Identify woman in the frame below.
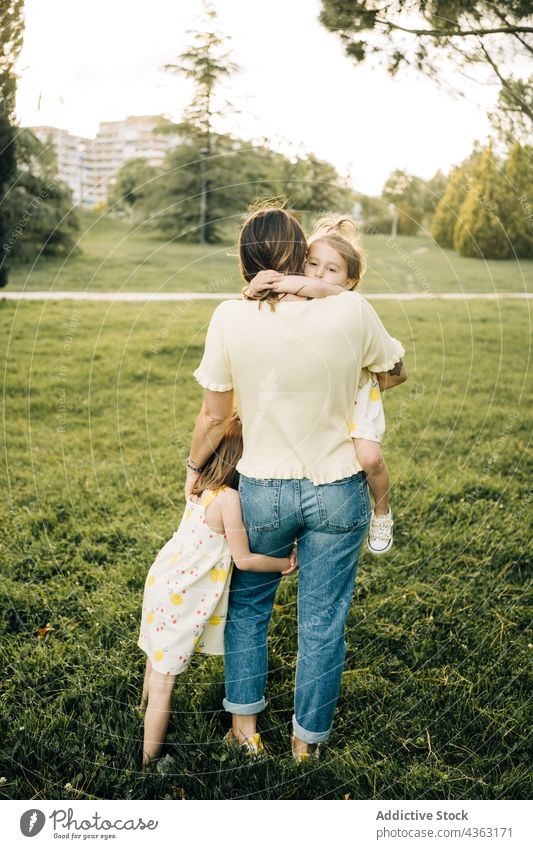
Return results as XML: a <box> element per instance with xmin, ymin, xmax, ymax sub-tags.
<box><xmin>186</xmin><ymin>205</ymin><xmax>406</xmax><ymax>760</ymax></box>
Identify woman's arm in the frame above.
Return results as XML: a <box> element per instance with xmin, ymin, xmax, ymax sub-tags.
<box><xmin>376</xmin><ymin>359</ymin><xmax>408</xmax><ymax>392</ymax></box>
<box><xmin>186</xmin><ymin>389</ymin><xmax>234</xmax><ymax>496</ymax></box>
<box><xmin>219</xmin><ymin>489</ymin><xmax>297</xmax><ymax>574</ymax></box>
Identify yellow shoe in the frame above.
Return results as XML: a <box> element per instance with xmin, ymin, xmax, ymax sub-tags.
<box><xmin>224</xmin><ymin>729</ymin><xmax>266</xmax><ymax>759</ymax></box>
<box><xmin>291</xmin><ymin>736</ymin><xmax>321</xmax><ymax>764</ymax></box>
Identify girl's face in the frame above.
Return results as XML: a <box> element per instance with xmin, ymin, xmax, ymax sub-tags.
<box><xmin>304</xmin><ymin>240</ymin><xmax>350</xmax><ymax>287</ymax></box>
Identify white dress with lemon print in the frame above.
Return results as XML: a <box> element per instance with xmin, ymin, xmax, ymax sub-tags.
<box><xmin>348</xmin><ymin>368</ymin><xmax>386</xmax><ymax>443</ymax></box>
<box><xmin>138</xmin><ymin>488</ymin><xmax>233</xmax><ymax>676</ymax></box>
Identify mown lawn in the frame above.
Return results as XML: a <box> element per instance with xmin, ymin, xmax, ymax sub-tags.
<box><xmin>5</xmin><ymin>210</ymin><xmax>532</xmax><ymax>294</ymax></box>
<box><xmin>0</xmin><ymin>294</ymin><xmax>531</xmax><ymax>800</ymax></box>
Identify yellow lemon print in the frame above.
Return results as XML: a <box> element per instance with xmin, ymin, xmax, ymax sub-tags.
<box><xmin>170</xmin><ymin>593</ymin><xmax>183</xmax><ymax>606</ymax></box>
<box><xmin>209</xmin><ymin>615</ymin><xmax>222</xmax><ymax>626</ymax></box>
<box><xmin>147</xmin><ymin>612</ymin><xmax>154</xmax><ymax>624</ymax></box>
<box><xmin>210</xmin><ymin>569</ymin><xmax>221</xmax><ymax>582</ymax></box>
<box><xmin>147</xmin><ymin>575</ymin><xmax>156</xmax><ymax>587</ymax></box>
<box><xmin>349</xmin><ymin>421</ymin><xmax>356</xmax><ymax>431</ymax></box>
<box><xmin>154</xmin><ymin>649</ymin><xmax>164</xmax><ymax>662</ymax></box>
<box><xmin>185</xmin><ymin>509</ymin><xmax>192</xmax><ymax>520</ymax></box>
<box><xmin>370</xmin><ymin>386</ymin><xmax>380</xmax><ymax>401</ymax></box>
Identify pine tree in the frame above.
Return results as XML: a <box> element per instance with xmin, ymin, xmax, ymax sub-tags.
<box><xmin>431</xmin><ymin>166</ymin><xmax>469</xmax><ymax>248</ymax></box>
<box><xmin>162</xmin><ymin>1</ymin><xmax>240</xmax><ymax>243</ymax></box>
<box><xmin>502</xmin><ymin>142</ymin><xmax>533</xmax><ymax>258</ymax></box>
<box><xmin>453</xmin><ymin>147</ymin><xmax>511</xmax><ymax>259</ymax></box>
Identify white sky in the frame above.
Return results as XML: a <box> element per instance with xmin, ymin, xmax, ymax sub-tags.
<box><xmin>15</xmin><ymin>0</ymin><xmax>497</xmax><ymax>195</ymax></box>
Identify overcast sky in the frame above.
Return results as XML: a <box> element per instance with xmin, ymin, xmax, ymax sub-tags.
<box><xmin>15</xmin><ymin>0</ymin><xmax>497</xmax><ymax>195</ymax></box>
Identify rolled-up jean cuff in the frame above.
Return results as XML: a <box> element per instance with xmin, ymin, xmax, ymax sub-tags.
<box><xmin>292</xmin><ymin>714</ymin><xmax>332</xmax><ymax>744</ymax></box>
<box><xmin>223</xmin><ymin>697</ymin><xmax>267</xmax><ymax>715</ymax></box>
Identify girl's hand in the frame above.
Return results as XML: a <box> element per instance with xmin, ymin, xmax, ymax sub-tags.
<box><xmin>281</xmin><ymin>544</ymin><xmax>298</xmax><ymax>576</ymax></box>
<box><xmin>276</xmin><ymin>274</ymin><xmax>306</xmax><ymax>295</ymax></box>
<box><xmin>245</xmin><ymin>269</ymin><xmax>285</xmax><ymax>299</ymax></box>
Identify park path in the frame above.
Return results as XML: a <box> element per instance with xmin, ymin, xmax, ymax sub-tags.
<box><xmin>0</xmin><ymin>291</ymin><xmax>531</xmax><ymax>301</ymax></box>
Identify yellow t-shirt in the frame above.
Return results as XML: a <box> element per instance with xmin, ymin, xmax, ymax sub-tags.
<box><xmin>193</xmin><ymin>291</ymin><xmax>404</xmax><ymax>485</ymax></box>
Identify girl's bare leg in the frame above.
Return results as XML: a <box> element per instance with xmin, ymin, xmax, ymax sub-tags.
<box><xmin>138</xmin><ymin>656</ymin><xmax>151</xmax><ymax>715</ymax></box>
<box><xmin>142</xmin><ymin>667</ymin><xmax>177</xmax><ymax>767</ymax></box>
<box><xmin>354</xmin><ymin>438</ymin><xmax>390</xmax><ymax>515</ymax></box>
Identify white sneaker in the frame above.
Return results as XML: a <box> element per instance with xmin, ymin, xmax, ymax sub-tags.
<box><xmin>367</xmin><ymin>510</ymin><xmax>394</xmax><ymax>555</ymax></box>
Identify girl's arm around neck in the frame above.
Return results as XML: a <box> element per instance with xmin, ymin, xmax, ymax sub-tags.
<box><xmin>279</xmin><ymin>274</ymin><xmax>345</xmax><ymax>299</ymax></box>
<box><xmin>218</xmin><ymin>489</ymin><xmax>295</xmax><ymax>574</ymax></box>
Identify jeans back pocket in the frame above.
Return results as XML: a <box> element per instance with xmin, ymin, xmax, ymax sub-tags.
<box><xmin>238</xmin><ymin>476</ymin><xmax>281</xmax><ymax>531</ymax></box>
<box><xmin>316</xmin><ymin>473</ymin><xmax>370</xmax><ymax>531</ymax></box>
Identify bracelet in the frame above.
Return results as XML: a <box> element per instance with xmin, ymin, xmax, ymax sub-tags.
<box><xmin>186</xmin><ymin>457</ymin><xmax>203</xmax><ymax>473</ymax></box>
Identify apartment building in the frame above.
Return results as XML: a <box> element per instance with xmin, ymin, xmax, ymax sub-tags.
<box><xmin>30</xmin><ymin>115</ymin><xmax>178</xmax><ymax>208</ymax></box>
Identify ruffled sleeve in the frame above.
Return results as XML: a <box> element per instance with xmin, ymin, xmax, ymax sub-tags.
<box><xmin>193</xmin><ymin>303</ymin><xmax>233</xmax><ymax>391</ymax></box>
<box><xmin>359</xmin><ymin>297</ymin><xmax>405</xmax><ymax>374</ymax></box>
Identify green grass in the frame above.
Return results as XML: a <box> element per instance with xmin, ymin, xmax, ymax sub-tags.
<box><xmin>0</xmin><ymin>295</ymin><xmax>531</xmax><ymax>800</ymax></box>
<box><xmin>5</xmin><ymin>210</ymin><xmax>532</xmax><ymax>294</ymax></box>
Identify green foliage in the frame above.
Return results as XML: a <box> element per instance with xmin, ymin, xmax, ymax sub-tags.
<box><xmin>431</xmin><ymin>167</ymin><xmax>469</xmax><ymax>249</ymax></box>
<box><xmin>319</xmin><ymin>1</ymin><xmax>533</xmax><ymax>134</ymax></box>
<box><xmin>107</xmin><ymin>157</ymin><xmax>159</xmax><ymax>216</ymax></box>
<box><xmin>489</xmin><ymin>76</ymin><xmax>533</xmax><ymax>147</ymax></box>
<box><xmin>161</xmin><ymin>0</ymin><xmax>240</xmax><ymax>242</ymax></box>
<box><xmin>365</xmin><ymin>169</ymin><xmax>450</xmax><ymax>237</ymax></box>
<box><xmin>127</xmin><ymin>135</ymin><xmax>353</xmax><ymax>243</ymax></box>
<box><xmin>0</xmin><ymin>0</ymin><xmax>25</xmax><ymax>286</ymax></box>
<box><xmin>0</xmin><ymin>294</ymin><xmax>531</xmax><ymax>799</ymax></box>
<box><xmin>453</xmin><ymin>147</ymin><xmax>511</xmax><ymax>259</ymax></box>
<box><xmin>2</xmin><ymin>128</ymin><xmax>80</xmax><ymax>263</ymax></box>
<box><xmin>502</xmin><ymin>142</ymin><xmax>533</xmax><ymax>259</ymax></box>
<box><xmin>382</xmin><ymin>170</ymin><xmax>425</xmax><ymax>235</ymax></box>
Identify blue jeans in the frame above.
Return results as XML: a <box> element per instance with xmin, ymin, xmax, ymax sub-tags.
<box><xmin>223</xmin><ymin>473</ymin><xmax>371</xmax><ymax>743</ymax></box>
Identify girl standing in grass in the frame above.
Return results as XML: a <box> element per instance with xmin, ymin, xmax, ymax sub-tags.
<box><xmin>137</xmin><ymin>413</ymin><xmax>297</xmax><ymax>768</ymax></box>
<box><xmin>246</xmin><ymin>216</ymin><xmax>406</xmax><ymax>555</ymax></box>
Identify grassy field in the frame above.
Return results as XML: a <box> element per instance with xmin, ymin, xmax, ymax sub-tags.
<box><xmin>0</xmin><ymin>291</ymin><xmax>531</xmax><ymax>800</ymax></box>
<box><xmin>5</xmin><ymin>210</ymin><xmax>533</xmax><ymax>294</ymax></box>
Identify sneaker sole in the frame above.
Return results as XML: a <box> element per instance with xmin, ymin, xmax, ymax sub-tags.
<box><xmin>367</xmin><ymin>538</ymin><xmax>393</xmax><ymax>555</ymax></box>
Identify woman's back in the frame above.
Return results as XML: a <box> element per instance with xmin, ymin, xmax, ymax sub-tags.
<box><xmin>194</xmin><ymin>291</ymin><xmax>404</xmax><ymax>485</ymax></box>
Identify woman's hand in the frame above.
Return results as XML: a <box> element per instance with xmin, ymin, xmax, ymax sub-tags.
<box><xmin>245</xmin><ymin>269</ymin><xmax>285</xmax><ymax>299</ymax></box>
<box><xmin>184</xmin><ymin>469</ymin><xmax>200</xmax><ymax>499</ymax></box>
<box><xmin>281</xmin><ymin>544</ymin><xmax>299</xmax><ymax>576</ymax></box>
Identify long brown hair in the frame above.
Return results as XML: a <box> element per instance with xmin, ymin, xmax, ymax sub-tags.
<box><xmin>308</xmin><ymin>216</ymin><xmax>366</xmax><ymax>288</ymax></box>
<box><xmin>190</xmin><ymin>413</ymin><xmax>243</xmax><ymax>498</ymax></box>
<box><xmin>239</xmin><ymin>200</ymin><xmax>307</xmax><ymax>308</ymax></box>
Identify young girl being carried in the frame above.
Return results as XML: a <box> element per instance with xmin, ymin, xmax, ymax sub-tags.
<box><xmin>245</xmin><ymin>216</ymin><xmax>406</xmax><ymax>555</ymax></box>
<box><xmin>137</xmin><ymin>413</ymin><xmax>297</xmax><ymax>769</ymax></box>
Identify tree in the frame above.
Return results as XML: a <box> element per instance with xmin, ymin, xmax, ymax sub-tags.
<box><xmin>274</xmin><ymin>151</ymin><xmax>354</xmax><ymax>215</ymax></box>
<box><xmin>108</xmin><ymin>157</ymin><xmax>159</xmax><ymax>217</ymax></box>
<box><xmin>0</xmin><ymin>0</ymin><xmax>25</xmax><ymax>286</ymax></box>
<box><xmin>162</xmin><ymin>0</ymin><xmax>240</xmax><ymax>242</ymax></box>
<box><xmin>319</xmin><ymin>1</ymin><xmax>533</xmax><ymax>132</ymax></box>
<box><xmin>453</xmin><ymin>146</ymin><xmax>511</xmax><ymax>259</ymax></box>
<box><xmin>141</xmin><ymin>134</ymin><xmax>280</xmax><ymax>241</ymax></box>
<box><xmin>139</xmin><ymin>134</ymin><xmax>353</xmax><ymax>242</ymax></box>
<box><xmin>431</xmin><ymin>166</ymin><xmax>470</xmax><ymax>248</ymax></box>
<box><xmin>489</xmin><ymin>76</ymin><xmax>533</xmax><ymax>146</ymax></box>
<box><xmin>2</xmin><ymin>128</ymin><xmax>79</xmax><ymax>263</ymax></box>
<box><xmin>501</xmin><ymin>142</ymin><xmax>533</xmax><ymax>258</ymax></box>
<box><xmin>382</xmin><ymin>169</ymin><xmax>426</xmax><ymax>235</ymax></box>
<box><xmin>421</xmin><ymin>169</ymin><xmax>449</xmax><ymax>218</ymax></box>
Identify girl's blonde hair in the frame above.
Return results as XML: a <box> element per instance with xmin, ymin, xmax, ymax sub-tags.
<box><xmin>190</xmin><ymin>413</ymin><xmax>243</xmax><ymax>497</ymax></box>
<box><xmin>308</xmin><ymin>216</ymin><xmax>366</xmax><ymax>289</ymax></box>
